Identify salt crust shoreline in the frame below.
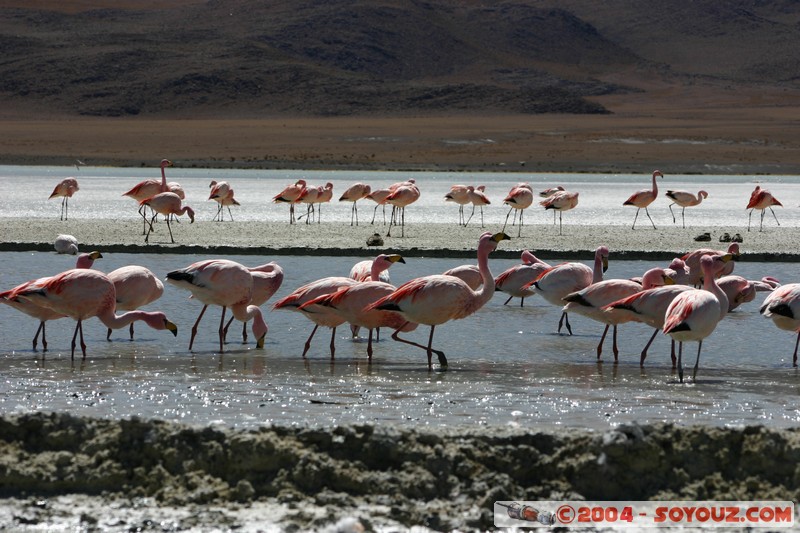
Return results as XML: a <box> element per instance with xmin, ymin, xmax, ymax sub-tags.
<box><xmin>2</xmin><ymin>218</ymin><xmax>799</xmax><ymax>261</ymax></box>
<box><xmin>0</xmin><ymin>412</ymin><xmax>798</xmax><ymax>531</ymax></box>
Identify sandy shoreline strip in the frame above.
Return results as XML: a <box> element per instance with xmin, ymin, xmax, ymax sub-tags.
<box><xmin>1</xmin><ymin>218</ymin><xmax>799</xmax><ymax>261</ymax></box>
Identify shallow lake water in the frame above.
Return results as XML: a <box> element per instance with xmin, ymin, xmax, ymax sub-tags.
<box><xmin>1</xmin><ymin>251</ymin><xmax>798</xmax><ymax>432</ymax></box>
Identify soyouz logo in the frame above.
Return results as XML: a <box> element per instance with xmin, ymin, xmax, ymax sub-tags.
<box><xmin>494</xmin><ymin>501</ymin><xmax>795</xmax><ymax>528</ymax></box>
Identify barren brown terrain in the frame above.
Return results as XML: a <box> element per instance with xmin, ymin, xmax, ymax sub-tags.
<box><xmin>1</xmin><ymin>0</ymin><xmax>799</xmax><ymax>174</ymax></box>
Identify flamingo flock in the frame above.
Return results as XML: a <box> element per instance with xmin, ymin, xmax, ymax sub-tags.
<box><xmin>1</xmin><ymin>220</ymin><xmax>797</xmax><ymax>383</ymax></box>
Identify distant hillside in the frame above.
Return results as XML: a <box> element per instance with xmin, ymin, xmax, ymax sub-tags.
<box><xmin>0</xmin><ymin>0</ymin><xmax>798</xmax><ymax>118</ymax></box>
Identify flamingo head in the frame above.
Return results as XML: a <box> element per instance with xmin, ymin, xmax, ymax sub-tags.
<box><xmin>596</xmin><ymin>245</ymin><xmax>610</xmax><ymax>273</ymax></box>
<box><xmin>185</xmin><ymin>206</ymin><xmax>195</xmax><ymax>223</ymax></box>
<box><xmin>726</xmin><ymin>243</ymin><xmax>740</xmax><ymax>257</ymax></box>
<box><xmin>699</xmin><ymin>190</ymin><xmax>709</xmax><ymax>199</ymax></box>
<box><xmin>75</xmin><ymin>250</ymin><xmax>103</xmax><ymax>269</ymax></box>
<box><xmin>161</xmin><ymin>159</ymin><xmax>173</xmax><ymax>169</ymax></box>
<box><xmin>641</xmin><ymin>267</ymin><xmax>676</xmax><ymax>289</ymax></box>
<box><xmin>653</xmin><ymin>170</ymin><xmax>663</xmax><ymax>179</ymax></box>
<box><xmin>486</xmin><ymin>232</ymin><xmax>511</xmax><ymax>248</ymax></box>
<box><xmin>209</xmin><ymin>180</ymin><xmax>217</xmax><ymax>188</ymax></box>
<box><xmin>163</xmin><ymin>317</ymin><xmax>178</xmax><ymax>337</ymax></box>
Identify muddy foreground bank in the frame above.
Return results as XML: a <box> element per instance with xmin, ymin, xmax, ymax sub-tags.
<box><xmin>0</xmin><ymin>412</ymin><xmax>797</xmax><ymax>531</ymax></box>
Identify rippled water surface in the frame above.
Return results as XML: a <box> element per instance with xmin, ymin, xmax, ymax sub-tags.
<box><xmin>1</xmin><ymin>251</ymin><xmax>798</xmax><ymax>431</ymax></box>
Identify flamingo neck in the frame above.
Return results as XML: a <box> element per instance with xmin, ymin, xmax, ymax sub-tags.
<box><xmin>592</xmin><ymin>255</ymin><xmax>604</xmax><ymax>283</ymax></box>
<box><xmin>231</xmin><ymin>304</ymin><xmax>268</xmax><ymax>341</ymax></box>
<box><xmin>98</xmin><ymin>309</ymin><xmax>163</xmax><ymax>330</ymax></box>
<box><xmin>651</xmin><ymin>172</ymin><xmax>659</xmax><ymax>196</ymax></box>
<box><xmin>370</xmin><ymin>260</ymin><xmax>389</xmax><ymax>281</ymax></box>
<box><xmin>473</xmin><ymin>242</ymin><xmax>496</xmax><ymax>308</ymax></box>
<box><xmin>160</xmin><ymin>165</ymin><xmax>168</xmax><ymax>192</ymax></box>
<box><xmin>702</xmin><ymin>267</ymin><xmax>729</xmax><ymax>318</ymax></box>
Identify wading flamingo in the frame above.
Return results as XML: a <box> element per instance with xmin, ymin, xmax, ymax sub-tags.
<box><xmin>563</xmin><ymin>268</ymin><xmax>672</xmax><ymax>361</ymax></box>
<box><xmin>681</xmin><ymin>242</ymin><xmax>739</xmax><ymax>286</ymax></box>
<box><xmin>273</xmin><ymin>179</ymin><xmax>307</xmax><ymax>224</ymax></box>
<box><xmin>141</xmin><ymin>192</ymin><xmax>195</xmax><ymax>244</ymax></box>
<box><xmin>223</xmin><ymin>262</ymin><xmax>284</xmax><ymax>343</ymax></box>
<box><xmin>274</xmin><ymin>254</ymin><xmax>404</xmax><ymax>358</ymax></box>
<box><xmin>122</xmin><ymin>159</ymin><xmax>173</xmax><ymax>234</ymax></box>
<box><xmin>501</xmin><ymin>183</ymin><xmax>533</xmax><ymax>237</ymax></box>
<box><xmin>106</xmin><ymin>265</ymin><xmax>164</xmax><ymax>341</ymax></box>
<box><xmin>524</xmin><ymin>246</ymin><xmax>609</xmax><ymax>334</ymax></box>
<box><xmin>444</xmin><ymin>185</ymin><xmax>470</xmax><ymax>226</ymax></box>
<box><xmin>367</xmin><ymin>187</ymin><xmax>391</xmax><ymax>225</ymax></box>
<box><xmin>718</xmin><ymin>275</ymin><xmax>778</xmax><ymax>312</ymax></box>
<box><xmin>663</xmin><ymin>254</ymin><xmax>731</xmax><ymax>382</ymax></box>
<box><xmin>494</xmin><ymin>250</ymin><xmax>551</xmax><ymax>306</ymax></box>
<box><xmin>747</xmin><ymin>185</ymin><xmax>783</xmax><ymax>232</ymax></box>
<box><xmin>339</xmin><ymin>183</ymin><xmax>371</xmax><ymax>226</ymax></box>
<box><xmin>368</xmin><ymin>232</ymin><xmax>510</xmax><ymax>369</ymax></box>
<box><xmin>465</xmin><ymin>186</ymin><xmax>491</xmax><ymax>228</ymax></box>
<box><xmin>760</xmin><ymin>283</ymin><xmax>800</xmax><ymax>366</ymax></box>
<box><xmin>0</xmin><ymin>251</ymin><xmax>102</xmax><ymax>351</ymax></box>
<box><xmin>540</xmin><ymin>190</ymin><xmax>579</xmax><ymax>235</ymax></box>
<box><xmin>623</xmin><ymin>170</ymin><xmax>662</xmax><ymax>229</ymax></box>
<box><xmin>10</xmin><ymin>269</ymin><xmax>177</xmax><ymax>359</ymax></box>
<box><xmin>49</xmin><ymin>178</ymin><xmax>79</xmax><ymax>221</ymax></box>
<box><xmin>166</xmin><ymin>259</ymin><xmax>269</xmax><ymax>353</ymax></box>
<box><xmin>665</xmin><ymin>189</ymin><xmax>708</xmax><ymax>228</ymax></box>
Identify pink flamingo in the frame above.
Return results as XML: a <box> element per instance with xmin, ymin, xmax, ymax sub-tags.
<box><xmin>385</xmin><ymin>180</ymin><xmax>420</xmax><ymax>237</ymax></box>
<box><xmin>718</xmin><ymin>275</ymin><xmax>779</xmax><ymax>312</ymax></box>
<box><xmin>747</xmin><ymin>185</ymin><xmax>783</xmax><ymax>231</ymax></box>
<box><xmin>273</xmin><ymin>179</ymin><xmax>307</xmax><ymax>224</ymax></box>
<box><xmin>464</xmin><ymin>185</ymin><xmax>491</xmax><ymax>228</ymax></box>
<box><xmin>623</xmin><ymin>170</ymin><xmax>663</xmax><ymax>229</ymax></box>
<box><xmin>667</xmin><ymin>257</ymin><xmax>692</xmax><ymax>286</ymax></box>
<box><xmin>11</xmin><ymin>269</ymin><xmax>177</xmax><ymax>359</ymax></box>
<box><xmin>314</xmin><ymin>182</ymin><xmax>334</xmax><ymax>223</ymax></box>
<box><xmin>366</xmin><ymin>187</ymin><xmax>392</xmax><ymax>225</ymax></box>
<box><xmin>339</xmin><ymin>183</ymin><xmax>371</xmax><ymax>226</ymax></box>
<box><xmin>444</xmin><ymin>184</ymin><xmax>471</xmax><ymax>226</ymax></box>
<box><xmin>0</xmin><ymin>251</ymin><xmax>102</xmax><ymax>351</ymax></box>
<box><xmin>501</xmin><ymin>183</ymin><xmax>534</xmax><ymax>237</ymax></box>
<box><xmin>141</xmin><ymin>192</ymin><xmax>195</xmax><ymax>243</ymax></box>
<box><xmin>122</xmin><ymin>159</ymin><xmax>173</xmax><ymax>234</ymax></box>
<box><xmin>681</xmin><ymin>242</ymin><xmax>739</xmax><ymax>286</ymax></box>
<box><xmin>209</xmin><ymin>180</ymin><xmax>239</xmax><ymax>221</ymax></box>
<box><xmin>348</xmin><ymin>255</ymin><xmax>399</xmax><ymax>338</ymax></box>
<box><xmin>223</xmin><ymin>262</ymin><xmax>284</xmax><ymax>343</ymax></box>
<box><xmin>760</xmin><ymin>283</ymin><xmax>800</xmax><ymax>366</ymax></box>
<box><xmin>539</xmin><ymin>185</ymin><xmax>565</xmax><ymax>224</ymax></box>
<box><xmin>663</xmin><ymin>254</ymin><xmax>731</xmax><ymax>382</ymax></box>
<box><xmin>300</xmin><ymin>280</ymin><xmax>417</xmax><ymax>360</ymax></box>
<box><xmin>298</xmin><ymin>185</ymin><xmax>322</xmax><ymax>223</ymax></box>
<box><xmin>524</xmin><ymin>246</ymin><xmax>609</xmax><ymax>334</ymax></box>
<box><xmin>494</xmin><ymin>250</ymin><xmax>551</xmax><ymax>306</ymax></box>
<box><xmin>106</xmin><ymin>265</ymin><xmax>164</xmax><ymax>341</ymax></box>
<box><xmin>166</xmin><ymin>259</ymin><xmax>269</xmax><ymax>353</ymax></box>
<box><xmin>665</xmin><ymin>189</ymin><xmax>708</xmax><ymax>228</ymax></box>
<box><xmin>49</xmin><ymin>178</ymin><xmax>79</xmax><ymax>221</ymax></box>
<box><xmin>274</xmin><ymin>254</ymin><xmax>404</xmax><ymax>358</ymax></box>
<box><xmin>367</xmin><ymin>232</ymin><xmax>510</xmax><ymax>368</ymax></box>
<box><xmin>540</xmin><ymin>190</ymin><xmax>579</xmax><ymax>235</ymax></box>
<box><xmin>563</xmin><ymin>268</ymin><xmax>671</xmax><ymax>361</ymax></box>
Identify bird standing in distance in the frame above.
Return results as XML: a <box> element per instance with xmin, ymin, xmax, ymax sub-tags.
<box><xmin>106</xmin><ymin>265</ymin><xmax>165</xmax><ymax>341</ymax></box>
<box><xmin>314</xmin><ymin>182</ymin><xmax>334</xmax><ymax>223</ymax></box>
<box><xmin>297</xmin><ymin>184</ymin><xmax>322</xmax><ymax>223</ymax></box>
<box><xmin>746</xmin><ymin>185</ymin><xmax>783</xmax><ymax>232</ymax></box>
<box><xmin>623</xmin><ymin>169</ymin><xmax>663</xmax><ymax>229</ymax></box>
<box><xmin>665</xmin><ymin>189</ymin><xmax>708</xmax><ymax>228</ymax></box>
<box><xmin>539</xmin><ymin>185</ymin><xmax>565</xmax><ymax>225</ymax></box>
<box><xmin>663</xmin><ymin>254</ymin><xmax>731</xmax><ymax>382</ymax></box>
<box><xmin>444</xmin><ymin>184</ymin><xmax>471</xmax><ymax>226</ymax></box>
<box><xmin>464</xmin><ymin>185</ymin><xmax>491</xmax><ymax>228</ymax></box>
<box><xmin>273</xmin><ymin>179</ymin><xmax>307</xmax><ymax>224</ymax></box>
<box><xmin>494</xmin><ymin>250</ymin><xmax>551</xmax><ymax>306</ymax></box>
<box><xmin>274</xmin><ymin>254</ymin><xmax>404</xmax><ymax>358</ymax></box>
<box><xmin>760</xmin><ymin>283</ymin><xmax>800</xmax><ymax>366</ymax></box>
<box><xmin>368</xmin><ymin>232</ymin><xmax>510</xmax><ymax>369</ymax></box>
<box><xmin>54</xmin><ymin>234</ymin><xmax>79</xmax><ymax>255</ymax></box>
<box><xmin>501</xmin><ymin>183</ymin><xmax>534</xmax><ymax>237</ymax></box>
<box><xmin>0</xmin><ymin>251</ymin><xmax>102</xmax><ymax>352</ymax></box>
<box><xmin>122</xmin><ymin>159</ymin><xmax>173</xmax><ymax>234</ymax></box>
<box><xmin>385</xmin><ymin>179</ymin><xmax>420</xmax><ymax>237</ymax></box>
<box><xmin>141</xmin><ymin>192</ymin><xmax>195</xmax><ymax>243</ymax></box>
<box><xmin>166</xmin><ymin>259</ymin><xmax>269</xmax><ymax>353</ymax></box>
<box><xmin>524</xmin><ymin>246</ymin><xmax>609</xmax><ymax>335</ymax></box>
<box><xmin>366</xmin><ymin>187</ymin><xmax>392</xmax><ymax>225</ymax></box>
<box><xmin>563</xmin><ymin>267</ymin><xmax>672</xmax><ymax>361</ymax></box>
<box><xmin>222</xmin><ymin>262</ymin><xmax>284</xmax><ymax>343</ymax></box>
<box><xmin>209</xmin><ymin>180</ymin><xmax>239</xmax><ymax>222</ymax></box>
<box><xmin>339</xmin><ymin>183</ymin><xmax>371</xmax><ymax>226</ymax></box>
<box><xmin>540</xmin><ymin>190</ymin><xmax>579</xmax><ymax>235</ymax></box>
<box><xmin>10</xmin><ymin>268</ymin><xmax>177</xmax><ymax>359</ymax></box>
<box><xmin>49</xmin><ymin>178</ymin><xmax>79</xmax><ymax>221</ymax></box>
